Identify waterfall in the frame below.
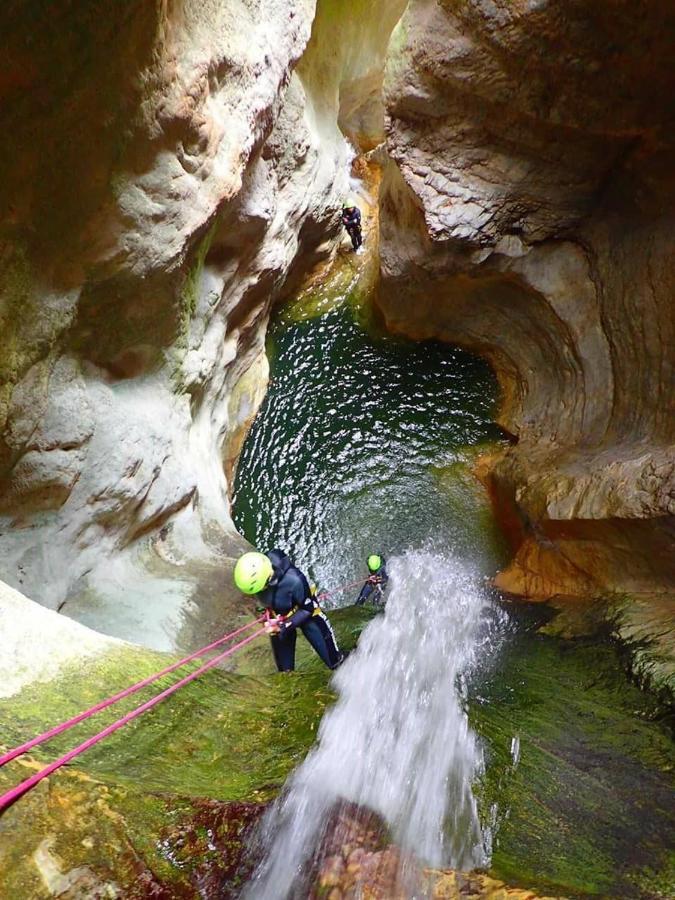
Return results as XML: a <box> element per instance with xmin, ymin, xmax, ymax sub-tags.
<box><xmin>244</xmin><ymin>550</ymin><xmax>494</xmax><ymax>898</ymax></box>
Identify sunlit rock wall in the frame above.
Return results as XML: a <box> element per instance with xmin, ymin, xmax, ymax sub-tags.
<box><xmin>0</xmin><ymin>0</ymin><xmax>407</xmax><ymax>650</ymax></box>
<box><xmin>378</xmin><ymin>0</ymin><xmax>675</xmax><ymax>604</ymax></box>
<box><xmin>0</xmin><ymin>0</ymin><xmax>340</xmax><ymax>646</ymax></box>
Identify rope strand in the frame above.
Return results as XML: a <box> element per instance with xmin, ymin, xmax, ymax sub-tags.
<box><xmin>0</xmin><ymin>615</ymin><xmax>265</xmax><ymax>769</ymax></box>
<box><xmin>0</xmin><ymin>627</ymin><xmax>266</xmax><ymax>814</ymax></box>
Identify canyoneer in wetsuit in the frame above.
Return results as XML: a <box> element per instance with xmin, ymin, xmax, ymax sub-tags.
<box><xmin>234</xmin><ymin>549</ymin><xmax>343</xmax><ymax>672</ymax></box>
<box><xmin>341</xmin><ymin>199</ymin><xmax>363</xmax><ymax>251</ymax></box>
<box><xmin>355</xmin><ymin>554</ymin><xmax>389</xmax><ymax>606</ymax></box>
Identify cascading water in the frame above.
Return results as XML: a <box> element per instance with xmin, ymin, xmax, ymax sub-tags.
<box><xmin>244</xmin><ymin>551</ymin><xmax>493</xmax><ymax>899</ymax></box>
<box><xmin>231</xmin><ymin>294</ymin><xmax>675</xmax><ymax>900</ymax></box>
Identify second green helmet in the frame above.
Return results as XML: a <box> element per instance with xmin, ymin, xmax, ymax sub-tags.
<box><xmin>367</xmin><ymin>554</ymin><xmax>382</xmax><ymax>573</ymax></box>
<box><xmin>234</xmin><ymin>552</ymin><xmax>273</xmax><ymax>594</ymax></box>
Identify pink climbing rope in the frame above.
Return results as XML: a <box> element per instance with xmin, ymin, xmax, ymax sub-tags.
<box><xmin>0</xmin><ymin>574</ymin><xmax>366</xmax><ymax>813</ymax></box>
<box><xmin>0</xmin><ymin>573</ymin><xmax>362</xmax><ymax>771</ymax></box>
<box><xmin>316</xmin><ymin>577</ymin><xmax>365</xmax><ymax>601</ymax></box>
<box><xmin>0</xmin><ymin>614</ymin><xmax>265</xmax><ymax>769</ymax></box>
<box><xmin>0</xmin><ymin>626</ymin><xmax>266</xmax><ymax>814</ymax></box>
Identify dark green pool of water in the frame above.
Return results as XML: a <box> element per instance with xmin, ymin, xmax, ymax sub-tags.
<box><xmin>232</xmin><ymin>294</ymin><xmax>675</xmax><ymax>898</ymax></box>
<box><xmin>233</xmin><ymin>299</ymin><xmax>507</xmax><ymax>593</ymax></box>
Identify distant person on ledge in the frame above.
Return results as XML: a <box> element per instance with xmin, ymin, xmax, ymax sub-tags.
<box><xmin>234</xmin><ymin>549</ymin><xmax>343</xmax><ymax>672</ymax></box>
<box><xmin>355</xmin><ymin>554</ymin><xmax>389</xmax><ymax>606</ymax></box>
<box><xmin>341</xmin><ymin>199</ymin><xmax>363</xmax><ymax>252</ymax></box>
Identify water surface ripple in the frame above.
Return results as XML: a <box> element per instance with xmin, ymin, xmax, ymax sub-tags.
<box><xmin>233</xmin><ymin>304</ymin><xmax>504</xmax><ymax>593</ymax></box>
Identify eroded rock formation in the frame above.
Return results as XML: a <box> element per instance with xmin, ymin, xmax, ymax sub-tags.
<box><xmin>1</xmin><ymin>0</ymin><xmax>672</xmax><ymax>667</ymax></box>
<box><xmin>377</xmin><ymin>0</ymin><xmax>675</xmax><ymax>666</ymax></box>
<box><xmin>1</xmin><ymin>0</ymin><xmax>324</xmax><ymax>643</ymax></box>
<box><xmin>0</xmin><ymin>0</ymin><xmax>405</xmax><ymax>649</ymax></box>
<box><xmin>311</xmin><ymin>802</ymin><xmax>558</xmax><ymax>899</ymax></box>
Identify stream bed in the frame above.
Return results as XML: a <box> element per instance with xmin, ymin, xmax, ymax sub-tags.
<box><xmin>232</xmin><ymin>287</ymin><xmax>674</xmax><ymax>899</ymax></box>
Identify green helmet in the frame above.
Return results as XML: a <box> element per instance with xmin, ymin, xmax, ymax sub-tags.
<box><xmin>343</xmin><ymin>197</ymin><xmax>357</xmax><ymax>209</ymax></box>
<box><xmin>367</xmin><ymin>554</ymin><xmax>382</xmax><ymax>573</ymax></box>
<box><xmin>234</xmin><ymin>552</ymin><xmax>273</xmax><ymax>595</ymax></box>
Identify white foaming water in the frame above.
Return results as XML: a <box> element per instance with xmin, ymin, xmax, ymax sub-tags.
<box><xmin>244</xmin><ymin>551</ymin><xmax>492</xmax><ymax>899</ymax></box>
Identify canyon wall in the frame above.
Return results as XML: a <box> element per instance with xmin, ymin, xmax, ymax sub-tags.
<box><xmin>1</xmin><ymin>0</ymin><xmax>672</xmax><ymax>670</ymax></box>
<box><xmin>377</xmin><ymin>0</ymin><xmax>675</xmax><ymax>656</ymax></box>
<box><xmin>0</xmin><ymin>0</ymin><xmax>405</xmax><ymax>650</ymax></box>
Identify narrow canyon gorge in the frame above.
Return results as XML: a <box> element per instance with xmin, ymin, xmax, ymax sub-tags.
<box><xmin>0</xmin><ymin>1</ymin><xmax>673</xmax><ymax>898</ymax></box>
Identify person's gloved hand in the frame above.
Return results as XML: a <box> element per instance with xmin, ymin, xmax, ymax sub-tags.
<box><xmin>264</xmin><ymin>617</ymin><xmax>283</xmax><ymax>635</ymax></box>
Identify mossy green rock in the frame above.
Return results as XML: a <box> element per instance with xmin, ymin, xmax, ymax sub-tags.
<box><xmin>0</xmin><ymin>606</ymin><xmax>378</xmax><ymax>897</ymax></box>
<box><xmin>472</xmin><ymin>615</ymin><xmax>675</xmax><ymax>899</ymax></box>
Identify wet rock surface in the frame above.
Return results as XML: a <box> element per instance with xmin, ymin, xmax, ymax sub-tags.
<box><xmin>310</xmin><ymin>804</ymin><xmax>560</xmax><ymax>899</ymax></box>
<box><xmin>0</xmin><ymin>763</ymin><xmax>266</xmax><ymax>900</ymax></box>
<box><xmin>3</xmin><ymin>597</ymin><xmax>671</xmax><ymax>898</ymax></box>
<box><xmin>378</xmin><ymin>0</ymin><xmax>675</xmax><ymax>690</ymax></box>
<box><xmin>0</xmin><ymin>606</ymin><xmax>375</xmax><ymax>898</ymax></box>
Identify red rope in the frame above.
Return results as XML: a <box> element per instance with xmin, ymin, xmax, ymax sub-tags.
<box><xmin>316</xmin><ymin>577</ymin><xmax>365</xmax><ymax>601</ymax></box>
<box><xmin>0</xmin><ymin>615</ymin><xmax>265</xmax><ymax>769</ymax></box>
<box><xmin>0</xmin><ymin>627</ymin><xmax>266</xmax><ymax>814</ymax></box>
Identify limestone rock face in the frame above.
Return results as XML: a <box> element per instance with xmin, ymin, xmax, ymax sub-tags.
<box><xmin>2</xmin><ymin>0</ymin><xmax>672</xmax><ymax>666</ymax></box>
<box><xmin>0</xmin><ymin>579</ymin><xmax>120</xmax><ymax>700</ymax></box>
<box><xmin>0</xmin><ymin>0</ymin><xmax>411</xmax><ymax>649</ymax></box>
<box><xmin>378</xmin><ymin>1</ymin><xmax>675</xmax><ymax>612</ymax></box>
<box><xmin>0</xmin><ymin>0</ymin><xmax>370</xmax><ymax>647</ymax></box>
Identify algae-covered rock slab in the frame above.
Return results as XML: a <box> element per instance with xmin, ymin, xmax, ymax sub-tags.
<box><xmin>0</xmin><ymin>606</ymin><xmax>377</xmax><ymax>897</ymax></box>
<box><xmin>0</xmin><ymin>766</ymin><xmax>266</xmax><ymax>899</ymax></box>
<box><xmin>471</xmin><ymin>615</ymin><xmax>675</xmax><ymax>899</ymax></box>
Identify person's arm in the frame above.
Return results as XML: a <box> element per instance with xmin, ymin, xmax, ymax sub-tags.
<box><xmin>276</xmin><ymin>578</ymin><xmax>314</xmax><ymax>637</ymax></box>
<box><xmin>279</xmin><ymin>605</ymin><xmax>312</xmax><ymax>634</ymax></box>
<box><xmin>355</xmin><ymin>579</ymin><xmax>375</xmax><ymax>605</ymax></box>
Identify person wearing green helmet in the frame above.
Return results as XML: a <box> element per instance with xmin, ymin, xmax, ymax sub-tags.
<box><xmin>233</xmin><ymin>550</ymin><xmax>273</xmax><ymax>595</ymax></box>
<box><xmin>233</xmin><ymin>549</ymin><xmax>343</xmax><ymax>672</ymax></box>
<box><xmin>354</xmin><ymin>553</ymin><xmax>389</xmax><ymax>606</ymax></box>
<box><xmin>341</xmin><ymin>198</ymin><xmax>363</xmax><ymax>252</ymax></box>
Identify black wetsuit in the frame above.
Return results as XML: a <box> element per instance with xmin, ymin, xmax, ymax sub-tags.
<box><xmin>341</xmin><ymin>207</ymin><xmax>363</xmax><ymax>250</ymax></box>
<box><xmin>355</xmin><ymin>560</ymin><xmax>389</xmax><ymax>606</ymax></box>
<box><xmin>259</xmin><ymin>549</ymin><xmax>342</xmax><ymax>672</ymax></box>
